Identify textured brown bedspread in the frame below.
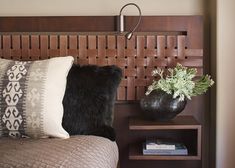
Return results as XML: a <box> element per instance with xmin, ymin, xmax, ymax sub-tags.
<box><xmin>0</xmin><ymin>135</ymin><xmax>118</xmax><ymax>168</ymax></box>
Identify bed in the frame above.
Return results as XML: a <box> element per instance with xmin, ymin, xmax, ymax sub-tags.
<box><xmin>0</xmin><ymin>16</ymin><xmax>207</xmax><ymax>168</ymax></box>
<box><xmin>0</xmin><ymin>136</ymin><xmax>118</xmax><ymax>168</ymax></box>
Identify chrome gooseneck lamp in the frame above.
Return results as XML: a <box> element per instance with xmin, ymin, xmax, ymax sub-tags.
<box><xmin>119</xmin><ymin>3</ymin><xmax>142</xmax><ymax>40</ymax></box>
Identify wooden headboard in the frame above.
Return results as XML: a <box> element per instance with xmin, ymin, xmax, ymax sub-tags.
<box><xmin>0</xmin><ymin>16</ymin><xmax>203</xmax><ymax>101</ymax></box>
<box><xmin>0</xmin><ymin>16</ymin><xmax>206</xmax><ymax>168</ymax></box>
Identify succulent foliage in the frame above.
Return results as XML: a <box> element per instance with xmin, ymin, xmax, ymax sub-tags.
<box><xmin>146</xmin><ymin>64</ymin><xmax>214</xmax><ymax>101</ymax></box>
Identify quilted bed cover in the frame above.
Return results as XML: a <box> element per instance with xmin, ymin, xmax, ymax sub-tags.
<box><xmin>0</xmin><ymin>135</ymin><xmax>119</xmax><ymax>168</ymax></box>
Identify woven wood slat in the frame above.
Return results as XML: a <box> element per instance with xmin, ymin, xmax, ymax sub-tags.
<box><xmin>185</xmin><ymin>49</ymin><xmax>203</xmax><ymax>57</ymax></box>
<box><xmin>117</xmin><ymin>36</ymin><xmax>125</xmax><ymax>58</ymax></box>
<box><xmin>125</xmin><ymin>35</ymin><xmax>136</xmax><ymax>81</ymax></box>
<box><xmin>30</xmin><ymin>35</ymin><xmax>40</xmax><ymax>60</ymax></box>
<box><xmin>59</xmin><ymin>35</ymin><xmax>68</xmax><ymax>57</ymax></box>
<box><xmin>127</xmin><ymin>35</ymin><xmax>135</xmax><ymax>49</ymax></box>
<box><xmin>78</xmin><ymin>36</ymin><xmax>87</xmax><ymax>65</ymax></box>
<box><xmin>21</xmin><ymin>35</ymin><xmax>30</xmax><ymax>60</ymax></box>
<box><xmin>88</xmin><ymin>35</ymin><xmax>96</xmax><ymax>49</ymax></box>
<box><xmin>108</xmin><ymin>35</ymin><xmax>116</xmax><ymax>49</ymax></box>
<box><xmin>68</xmin><ymin>35</ymin><xmax>78</xmax><ymax>63</ymax></box>
<box><xmin>125</xmin><ymin>36</ymin><xmax>133</xmax><ymax>60</ymax></box>
<box><xmin>97</xmin><ymin>58</ymin><xmax>108</xmax><ymax>66</ymax></box>
<box><xmin>127</xmin><ymin>74</ymin><xmax>136</xmax><ymax>100</ymax></box>
<box><xmin>135</xmin><ymin>79</ymin><xmax>147</xmax><ymax>87</ymax></box>
<box><xmin>178</xmin><ymin>58</ymin><xmax>203</xmax><ymax>67</ymax></box>
<box><xmin>12</xmin><ymin>35</ymin><xmax>21</xmax><ymax>60</ymax></box>
<box><xmin>137</xmin><ymin>36</ymin><xmax>145</xmax><ymax>57</ymax></box>
<box><xmin>125</xmin><ymin>49</ymin><xmax>136</xmax><ymax>57</ymax></box>
<box><xmin>50</xmin><ymin>35</ymin><xmax>58</xmax><ymax>49</ymax></box>
<box><xmin>12</xmin><ymin>35</ymin><xmax>20</xmax><ymax>49</ymax></box>
<box><xmin>147</xmin><ymin>36</ymin><xmax>156</xmax><ymax>49</ymax></box>
<box><xmin>136</xmin><ymin>36</ymin><xmax>146</xmax><ymax>99</ymax></box>
<box><xmin>3</xmin><ymin>35</ymin><xmax>11</xmax><ymax>59</ymax></box>
<box><xmin>107</xmin><ymin>35</ymin><xmax>116</xmax><ymax>58</ymax></box>
<box><xmin>115</xmin><ymin>36</ymin><xmax>127</xmax><ymax>100</ymax></box>
<box><xmin>157</xmin><ymin>36</ymin><xmax>165</xmax><ymax>58</ymax></box>
<box><xmin>118</xmin><ymin>78</ymin><xmax>127</xmax><ymax>100</ymax></box>
<box><xmin>88</xmin><ymin>35</ymin><xmax>97</xmax><ymax>60</ymax></box>
<box><xmin>145</xmin><ymin>49</ymin><xmax>157</xmax><ymax>57</ymax></box>
<box><xmin>49</xmin><ymin>35</ymin><xmax>59</xmax><ymax>57</ymax></box>
<box><xmin>153</xmin><ymin>58</ymin><xmax>167</xmax><ymax>67</ymax></box>
<box><xmin>87</xmin><ymin>35</ymin><xmax>97</xmax><ymax>64</ymax></box>
<box><xmin>40</xmin><ymin>35</ymin><xmax>48</xmax><ymax>59</ymax></box>
<box><xmin>119</xmin><ymin>79</ymin><xmax>127</xmax><ymax>87</ymax></box>
<box><xmin>167</xmin><ymin>36</ymin><xmax>176</xmax><ymax>49</ymax></box>
<box><xmin>117</xmin><ymin>35</ymin><xmax>125</xmax><ymax>100</ymax></box>
<box><xmin>167</xmin><ymin>57</ymin><xmax>177</xmax><ymax>67</ymax></box>
<box><xmin>117</xmin><ymin>84</ymin><xmax>126</xmax><ymax>100</ymax></box>
<box><xmin>97</xmin><ymin>35</ymin><xmax>105</xmax><ymax>59</ymax></box>
<box><xmin>135</xmin><ymin>58</ymin><xmax>146</xmax><ymax>67</ymax></box>
<box><xmin>77</xmin><ymin>59</ymin><xmax>88</xmax><ymax>65</ymax></box>
<box><xmin>166</xmin><ymin>36</ymin><xmax>177</xmax><ymax>58</ymax></box>
<box><xmin>178</xmin><ymin>35</ymin><xmax>186</xmax><ymax>59</ymax></box>
<box><xmin>136</xmin><ymin>74</ymin><xmax>146</xmax><ymax>99</ymax></box>
<box><xmin>145</xmin><ymin>36</ymin><xmax>157</xmax><ymax>64</ymax></box>
<box><xmin>69</xmin><ymin>35</ymin><xmax>78</xmax><ymax>49</ymax></box>
<box><xmin>127</xmin><ymin>77</ymin><xmax>135</xmax><ymax>100</ymax></box>
<box><xmin>107</xmin><ymin>57</ymin><xmax>116</xmax><ymax>66</ymax></box>
<box><xmin>116</xmin><ymin>58</ymin><xmax>126</xmax><ymax>67</ymax></box>
<box><xmin>0</xmin><ymin>33</ymin><xmax>203</xmax><ymax>100</ymax></box>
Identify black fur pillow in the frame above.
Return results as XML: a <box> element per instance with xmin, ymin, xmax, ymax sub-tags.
<box><xmin>62</xmin><ymin>64</ymin><xmax>122</xmax><ymax>141</ymax></box>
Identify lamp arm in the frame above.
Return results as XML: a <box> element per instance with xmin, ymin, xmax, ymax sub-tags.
<box><xmin>119</xmin><ymin>3</ymin><xmax>142</xmax><ymax>39</ymax></box>
<box><xmin>130</xmin><ymin>10</ymin><xmax>142</xmax><ymax>33</ymax></box>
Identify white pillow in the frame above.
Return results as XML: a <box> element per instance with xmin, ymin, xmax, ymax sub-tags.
<box><xmin>0</xmin><ymin>56</ymin><xmax>74</xmax><ymax>138</ymax></box>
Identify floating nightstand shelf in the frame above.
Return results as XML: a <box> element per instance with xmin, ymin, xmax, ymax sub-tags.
<box><xmin>128</xmin><ymin>116</ymin><xmax>201</xmax><ymax>160</ymax></box>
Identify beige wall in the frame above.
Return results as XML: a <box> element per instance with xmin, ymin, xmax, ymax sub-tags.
<box><xmin>216</xmin><ymin>0</ymin><xmax>235</xmax><ymax>168</ymax></box>
<box><xmin>0</xmin><ymin>0</ymin><xmax>203</xmax><ymax>16</ymax></box>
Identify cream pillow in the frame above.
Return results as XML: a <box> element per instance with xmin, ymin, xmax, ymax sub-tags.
<box><xmin>0</xmin><ymin>56</ymin><xmax>74</xmax><ymax>138</ymax></box>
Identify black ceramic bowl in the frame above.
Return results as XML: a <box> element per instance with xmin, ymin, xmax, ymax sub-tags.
<box><xmin>140</xmin><ymin>90</ymin><xmax>187</xmax><ymax>121</ymax></box>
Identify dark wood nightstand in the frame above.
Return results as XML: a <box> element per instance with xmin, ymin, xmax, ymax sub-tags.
<box><xmin>128</xmin><ymin>116</ymin><xmax>201</xmax><ymax>160</ymax></box>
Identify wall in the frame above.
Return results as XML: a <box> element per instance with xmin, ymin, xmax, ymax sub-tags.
<box><xmin>0</xmin><ymin>0</ymin><xmax>203</xmax><ymax>16</ymax></box>
<box><xmin>216</xmin><ymin>0</ymin><xmax>235</xmax><ymax>168</ymax></box>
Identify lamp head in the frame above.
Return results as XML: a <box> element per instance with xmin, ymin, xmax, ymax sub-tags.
<box><xmin>125</xmin><ymin>32</ymin><xmax>133</xmax><ymax>40</ymax></box>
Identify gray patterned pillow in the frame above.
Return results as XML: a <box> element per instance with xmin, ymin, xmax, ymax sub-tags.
<box><xmin>0</xmin><ymin>56</ymin><xmax>74</xmax><ymax>138</ymax></box>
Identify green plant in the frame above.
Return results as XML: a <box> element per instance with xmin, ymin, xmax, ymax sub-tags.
<box><xmin>146</xmin><ymin>63</ymin><xmax>214</xmax><ymax>101</ymax></box>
